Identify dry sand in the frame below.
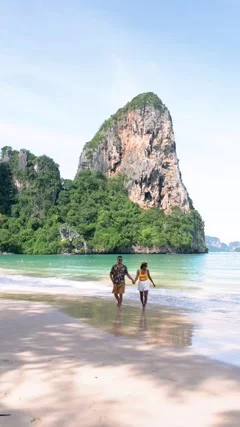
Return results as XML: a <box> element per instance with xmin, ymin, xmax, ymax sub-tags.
<box><xmin>0</xmin><ymin>299</ymin><xmax>240</xmax><ymax>427</ymax></box>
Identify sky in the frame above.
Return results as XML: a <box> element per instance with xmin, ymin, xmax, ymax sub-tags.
<box><xmin>0</xmin><ymin>0</ymin><xmax>239</xmax><ymax>243</ymax></box>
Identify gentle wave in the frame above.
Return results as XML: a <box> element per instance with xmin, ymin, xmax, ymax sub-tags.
<box><xmin>1</xmin><ymin>273</ymin><xmax>239</xmax><ymax>321</ymax></box>
<box><xmin>1</xmin><ymin>268</ymin><xmax>240</xmax><ymax>366</ymax></box>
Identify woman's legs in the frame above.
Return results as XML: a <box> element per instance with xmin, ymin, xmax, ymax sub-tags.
<box><xmin>139</xmin><ymin>291</ymin><xmax>144</xmax><ymax>307</ymax></box>
<box><xmin>143</xmin><ymin>290</ymin><xmax>148</xmax><ymax>308</ymax></box>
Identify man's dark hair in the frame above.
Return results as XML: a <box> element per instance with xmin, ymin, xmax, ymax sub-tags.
<box><xmin>117</xmin><ymin>256</ymin><xmax>123</xmax><ymax>259</ymax></box>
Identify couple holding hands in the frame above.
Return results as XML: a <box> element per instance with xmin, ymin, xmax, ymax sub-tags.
<box><xmin>110</xmin><ymin>256</ymin><xmax>156</xmax><ymax>309</ymax></box>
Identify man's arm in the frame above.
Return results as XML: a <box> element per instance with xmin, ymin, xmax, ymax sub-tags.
<box><xmin>125</xmin><ymin>267</ymin><xmax>134</xmax><ymax>284</ymax></box>
<box><xmin>110</xmin><ymin>267</ymin><xmax>114</xmax><ymax>283</ymax></box>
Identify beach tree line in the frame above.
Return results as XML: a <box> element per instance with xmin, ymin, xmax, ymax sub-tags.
<box><xmin>0</xmin><ymin>148</ymin><xmax>206</xmax><ymax>254</ymax></box>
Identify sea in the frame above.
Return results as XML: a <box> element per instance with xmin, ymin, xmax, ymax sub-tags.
<box><xmin>0</xmin><ymin>253</ymin><xmax>240</xmax><ymax>367</ymax></box>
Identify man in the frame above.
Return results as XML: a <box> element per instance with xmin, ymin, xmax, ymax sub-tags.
<box><xmin>110</xmin><ymin>256</ymin><xmax>134</xmax><ymax>309</ymax></box>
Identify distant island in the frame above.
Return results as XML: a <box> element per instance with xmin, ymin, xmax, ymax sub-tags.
<box><xmin>0</xmin><ymin>93</ymin><xmax>207</xmax><ymax>255</ymax></box>
<box><xmin>206</xmin><ymin>236</ymin><xmax>240</xmax><ymax>252</ymax></box>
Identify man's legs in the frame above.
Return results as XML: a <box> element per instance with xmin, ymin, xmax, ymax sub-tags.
<box><xmin>118</xmin><ymin>293</ymin><xmax>123</xmax><ymax>309</ymax></box>
<box><xmin>114</xmin><ymin>293</ymin><xmax>120</xmax><ymax>307</ymax></box>
<box><xmin>117</xmin><ymin>284</ymin><xmax>125</xmax><ymax>309</ymax></box>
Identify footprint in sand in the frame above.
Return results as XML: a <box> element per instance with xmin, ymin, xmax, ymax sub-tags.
<box><xmin>99</xmin><ymin>415</ymin><xmax>108</xmax><ymax>425</ymax></box>
<box><xmin>31</xmin><ymin>417</ymin><xmax>42</xmax><ymax>424</ymax></box>
<box><xmin>1</xmin><ymin>359</ymin><xmax>13</xmax><ymax>364</ymax></box>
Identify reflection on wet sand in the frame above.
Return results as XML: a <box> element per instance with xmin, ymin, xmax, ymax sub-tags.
<box><xmin>137</xmin><ymin>309</ymin><xmax>194</xmax><ymax>347</ymax></box>
<box><xmin>112</xmin><ymin>310</ymin><xmax>123</xmax><ymax>336</ymax></box>
<box><xmin>61</xmin><ymin>299</ymin><xmax>194</xmax><ymax>349</ymax></box>
<box><xmin>139</xmin><ymin>310</ymin><xmax>148</xmax><ymax>332</ymax></box>
<box><xmin>0</xmin><ymin>293</ymin><xmax>194</xmax><ymax>349</ymax></box>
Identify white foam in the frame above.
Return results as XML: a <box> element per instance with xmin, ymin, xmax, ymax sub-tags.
<box><xmin>0</xmin><ymin>272</ymin><xmax>239</xmax><ymax>321</ymax></box>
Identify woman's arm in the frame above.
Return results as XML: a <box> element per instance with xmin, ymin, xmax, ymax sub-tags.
<box><xmin>147</xmin><ymin>269</ymin><xmax>156</xmax><ymax>287</ymax></box>
<box><xmin>133</xmin><ymin>270</ymin><xmax>139</xmax><ymax>284</ymax></box>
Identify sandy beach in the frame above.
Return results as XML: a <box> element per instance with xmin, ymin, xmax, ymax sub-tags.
<box><xmin>0</xmin><ymin>298</ymin><xmax>240</xmax><ymax>427</ymax></box>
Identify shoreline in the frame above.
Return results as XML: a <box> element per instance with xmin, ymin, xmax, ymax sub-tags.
<box><xmin>0</xmin><ymin>256</ymin><xmax>240</xmax><ymax>370</ymax></box>
<box><xmin>0</xmin><ymin>290</ymin><xmax>240</xmax><ymax>370</ymax></box>
<box><xmin>0</xmin><ymin>298</ymin><xmax>240</xmax><ymax>427</ymax></box>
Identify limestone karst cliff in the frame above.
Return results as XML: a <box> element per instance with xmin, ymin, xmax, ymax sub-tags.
<box><xmin>0</xmin><ymin>96</ymin><xmax>206</xmax><ymax>254</ymax></box>
<box><xmin>78</xmin><ymin>92</ymin><xmax>192</xmax><ymax>214</ymax></box>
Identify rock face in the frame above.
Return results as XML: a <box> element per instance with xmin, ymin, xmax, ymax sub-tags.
<box><xmin>18</xmin><ymin>149</ymin><xmax>28</xmax><ymax>169</ymax></box>
<box><xmin>1</xmin><ymin>146</ymin><xmax>12</xmax><ymax>163</ymax></box>
<box><xmin>229</xmin><ymin>241</ymin><xmax>240</xmax><ymax>251</ymax></box>
<box><xmin>206</xmin><ymin>236</ymin><xmax>240</xmax><ymax>252</ymax></box>
<box><xmin>78</xmin><ymin>93</ymin><xmax>192</xmax><ymax>213</ymax></box>
<box><xmin>1</xmin><ymin>147</ymin><xmax>28</xmax><ymax>169</ymax></box>
<box><xmin>59</xmin><ymin>225</ymin><xmax>79</xmax><ymax>242</ymax></box>
<box><xmin>59</xmin><ymin>225</ymin><xmax>91</xmax><ymax>254</ymax></box>
<box><xmin>205</xmin><ymin>236</ymin><xmax>229</xmax><ymax>252</ymax></box>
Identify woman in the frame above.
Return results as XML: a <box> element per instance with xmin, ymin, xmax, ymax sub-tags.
<box><xmin>134</xmin><ymin>262</ymin><xmax>156</xmax><ymax>308</ymax></box>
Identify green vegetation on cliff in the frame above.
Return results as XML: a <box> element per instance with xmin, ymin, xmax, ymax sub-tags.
<box><xmin>84</xmin><ymin>92</ymin><xmax>167</xmax><ymax>159</ymax></box>
<box><xmin>0</xmin><ymin>162</ymin><xmax>16</xmax><ymax>215</ymax></box>
<box><xmin>0</xmin><ymin>147</ymin><xmax>206</xmax><ymax>254</ymax></box>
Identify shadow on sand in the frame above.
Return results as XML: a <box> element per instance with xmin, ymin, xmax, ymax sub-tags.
<box><xmin>0</xmin><ymin>298</ymin><xmax>240</xmax><ymax>427</ymax></box>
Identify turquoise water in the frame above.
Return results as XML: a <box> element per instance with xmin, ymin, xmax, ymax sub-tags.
<box><xmin>0</xmin><ymin>252</ymin><xmax>239</xmax><ymax>287</ymax></box>
<box><xmin>0</xmin><ymin>253</ymin><xmax>240</xmax><ymax>366</ymax></box>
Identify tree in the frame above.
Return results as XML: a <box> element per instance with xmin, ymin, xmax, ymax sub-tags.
<box><xmin>0</xmin><ymin>162</ymin><xmax>16</xmax><ymax>214</ymax></box>
<box><xmin>0</xmin><ymin>146</ymin><xmax>206</xmax><ymax>254</ymax></box>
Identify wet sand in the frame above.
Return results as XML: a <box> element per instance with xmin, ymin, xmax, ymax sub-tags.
<box><xmin>0</xmin><ymin>292</ymin><xmax>194</xmax><ymax>348</ymax></box>
<box><xmin>0</xmin><ymin>297</ymin><xmax>240</xmax><ymax>427</ymax></box>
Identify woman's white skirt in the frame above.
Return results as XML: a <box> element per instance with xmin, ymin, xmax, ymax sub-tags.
<box><xmin>138</xmin><ymin>280</ymin><xmax>150</xmax><ymax>292</ymax></box>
